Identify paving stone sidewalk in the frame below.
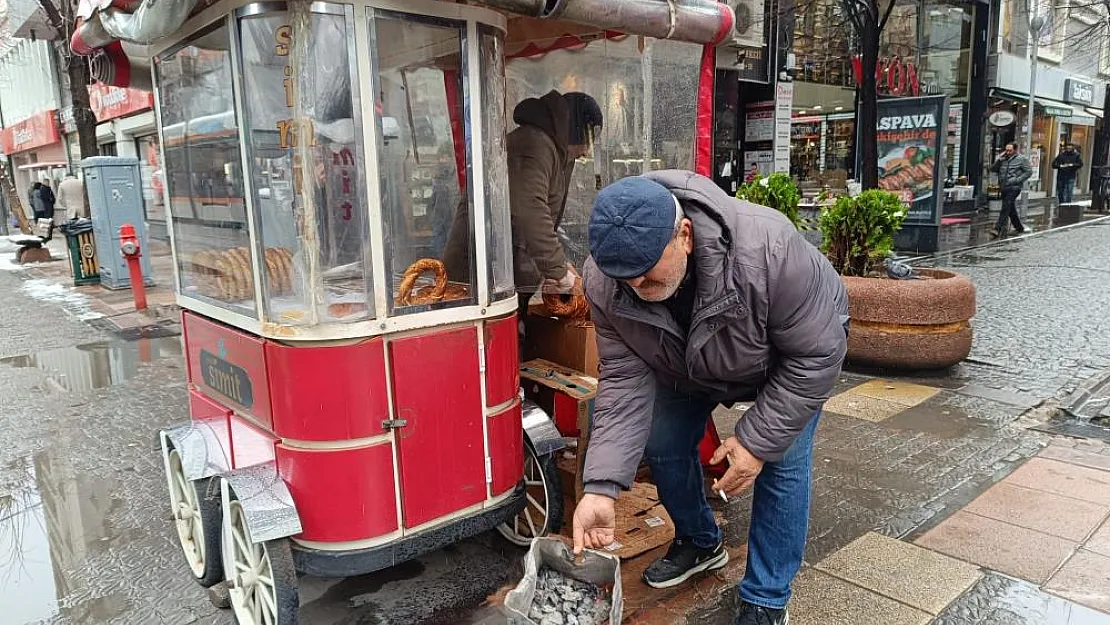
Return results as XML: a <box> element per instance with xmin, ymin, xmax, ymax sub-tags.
<box><xmin>689</xmin><ymin>377</ymin><xmax>1110</xmax><ymax>625</ymax></box>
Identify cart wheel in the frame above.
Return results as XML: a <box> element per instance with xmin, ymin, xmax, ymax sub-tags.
<box><xmin>497</xmin><ymin>444</ymin><xmax>563</xmax><ymax>547</ymax></box>
<box><xmin>165</xmin><ymin>447</ymin><xmax>224</xmax><ymax>587</ymax></box>
<box><xmin>222</xmin><ymin>488</ymin><xmax>299</xmax><ymax>625</ymax></box>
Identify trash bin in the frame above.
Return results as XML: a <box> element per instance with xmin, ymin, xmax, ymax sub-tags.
<box><xmin>60</xmin><ymin>218</ymin><xmax>100</xmax><ymax>286</ymax></box>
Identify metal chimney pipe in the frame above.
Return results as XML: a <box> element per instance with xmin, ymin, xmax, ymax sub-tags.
<box><xmin>539</xmin><ymin>0</ymin><xmax>733</xmax><ymax>45</ymax></box>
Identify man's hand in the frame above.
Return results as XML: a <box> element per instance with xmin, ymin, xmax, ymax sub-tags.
<box><xmin>709</xmin><ymin>436</ymin><xmax>765</xmax><ymax>497</ymax></box>
<box><xmin>572</xmin><ymin>493</ymin><xmax>616</xmax><ymax>555</ymax></box>
<box><xmin>542</xmin><ymin>262</ymin><xmax>579</xmax><ymax>295</ymax></box>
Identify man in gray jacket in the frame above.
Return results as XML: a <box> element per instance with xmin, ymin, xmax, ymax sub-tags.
<box><xmin>573</xmin><ymin>172</ymin><xmax>848</xmax><ymax>625</ymax></box>
<box><xmin>989</xmin><ymin>143</ymin><xmax>1033</xmax><ymax>238</ymax></box>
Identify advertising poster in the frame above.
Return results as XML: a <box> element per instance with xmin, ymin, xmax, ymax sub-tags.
<box><xmin>745</xmin><ymin>109</ymin><xmax>775</xmax><ymax>143</ymax></box>
<box><xmin>869</xmin><ymin>95</ymin><xmax>948</xmax><ymax>225</ymax></box>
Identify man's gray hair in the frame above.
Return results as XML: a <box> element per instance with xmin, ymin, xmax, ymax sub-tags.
<box><xmin>672</xmin><ymin>194</ymin><xmax>685</xmax><ymax>237</ymax></box>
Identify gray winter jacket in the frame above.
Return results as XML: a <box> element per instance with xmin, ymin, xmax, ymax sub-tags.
<box><xmin>581</xmin><ymin>170</ymin><xmax>848</xmax><ymax>498</ymax></box>
<box><xmin>991</xmin><ymin>153</ymin><xmax>1033</xmax><ymax>192</ymax></box>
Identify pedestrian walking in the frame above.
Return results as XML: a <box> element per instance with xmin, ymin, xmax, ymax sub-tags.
<box><xmin>56</xmin><ymin>173</ymin><xmax>87</xmax><ymax>219</ymax></box>
<box><xmin>1051</xmin><ymin>143</ymin><xmax>1083</xmax><ymax>204</ymax></box>
<box><xmin>32</xmin><ymin>179</ymin><xmax>56</xmax><ymax>223</ymax></box>
<box><xmin>572</xmin><ymin>171</ymin><xmax>849</xmax><ymax>625</ymax></box>
<box><xmin>989</xmin><ymin>143</ymin><xmax>1032</xmax><ymax>238</ymax></box>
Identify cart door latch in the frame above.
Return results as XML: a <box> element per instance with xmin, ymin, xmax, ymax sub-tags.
<box><xmin>381</xmin><ymin>419</ymin><xmax>408</xmax><ymax>430</ymax></box>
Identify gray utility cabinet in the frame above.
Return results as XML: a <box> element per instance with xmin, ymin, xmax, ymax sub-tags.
<box><xmin>81</xmin><ymin>156</ymin><xmax>154</xmax><ymax>289</ymax></box>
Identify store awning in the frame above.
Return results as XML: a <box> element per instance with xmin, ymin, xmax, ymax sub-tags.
<box><xmin>1086</xmin><ymin>107</ymin><xmax>1104</xmax><ymax>119</ymax></box>
<box><xmin>992</xmin><ymin>88</ymin><xmax>1078</xmax><ymax>116</ymax></box>
<box><xmin>16</xmin><ymin>162</ymin><xmax>66</xmax><ymax>170</ymax></box>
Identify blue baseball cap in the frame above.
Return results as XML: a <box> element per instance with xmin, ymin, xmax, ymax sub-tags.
<box><xmin>588</xmin><ymin>177</ymin><xmax>679</xmax><ymax>280</ymax></box>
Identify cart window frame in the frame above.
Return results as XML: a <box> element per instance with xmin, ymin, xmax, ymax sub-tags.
<box><xmin>368</xmin><ymin>8</ymin><xmax>479</xmax><ymax>317</ymax></box>
<box><xmin>235</xmin><ymin>2</ymin><xmax>375</xmax><ymax>327</ymax></box>
<box><xmin>155</xmin><ymin>18</ymin><xmax>260</xmax><ymax>320</ymax></box>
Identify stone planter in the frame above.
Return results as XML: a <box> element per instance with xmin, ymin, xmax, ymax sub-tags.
<box><xmin>842</xmin><ymin>269</ymin><xmax>976</xmax><ymax>370</ymax></box>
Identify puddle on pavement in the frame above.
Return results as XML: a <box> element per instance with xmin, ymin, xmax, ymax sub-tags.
<box><xmin>0</xmin><ymin>336</ymin><xmax>182</xmax><ymax>392</ymax></box>
<box><xmin>0</xmin><ymin>453</ymin><xmax>127</xmax><ymax>623</ymax></box>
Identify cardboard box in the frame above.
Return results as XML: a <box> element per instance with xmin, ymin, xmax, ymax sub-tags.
<box><xmin>522</xmin><ymin>312</ymin><xmax>599</xmax><ymax>378</ymax></box>
<box><xmin>520</xmin><ymin>359</ymin><xmax>595</xmax><ymax>438</ymax></box>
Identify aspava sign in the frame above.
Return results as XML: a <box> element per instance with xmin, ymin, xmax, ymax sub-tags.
<box><xmin>877</xmin><ymin>112</ymin><xmax>938</xmax><ymax>131</ymax></box>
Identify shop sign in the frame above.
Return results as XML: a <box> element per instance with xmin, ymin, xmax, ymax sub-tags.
<box><xmin>988</xmin><ymin>111</ymin><xmax>1016</xmax><ymax>127</ymax></box>
<box><xmin>59</xmin><ymin>106</ymin><xmax>78</xmax><ymax>134</ymax></box>
<box><xmin>773</xmin><ymin>81</ymin><xmax>793</xmax><ymax>173</ymax></box>
<box><xmin>88</xmin><ymin>84</ymin><xmax>154</xmax><ymax>122</ymax></box>
<box><xmin>0</xmin><ymin>109</ymin><xmax>60</xmax><ymax>155</ymax></box>
<box><xmin>863</xmin><ymin>95</ymin><xmax>948</xmax><ymax>227</ymax></box>
<box><xmin>1064</xmin><ymin>79</ymin><xmax>1094</xmax><ymax>106</ymax></box>
<box><xmin>745</xmin><ymin>109</ymin><xmax>774</xmax><ymax>142</ymax></box>
<box><xmin>851</xmin><ymin>55</ymin><xmax>921</xmax><ymax>97</ymax></box>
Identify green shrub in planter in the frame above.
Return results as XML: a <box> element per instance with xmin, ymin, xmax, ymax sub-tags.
<box><xmin>736</xmin><ymin>173</ymin><xmax>801</xmax><ymax>229</ymax></box>
<box><xmin>819</xmin><ymin>189</ymin><xmax>906</xmax><ymax>277</ymax></box>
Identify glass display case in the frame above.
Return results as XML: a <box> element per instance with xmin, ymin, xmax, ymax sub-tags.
<box><xmin>154</xmin><ymin>4</ymin><xmax>511</xmax><ymax>337</ymax></box>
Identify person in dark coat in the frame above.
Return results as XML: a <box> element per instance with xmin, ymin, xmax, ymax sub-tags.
<box><xmin>32</xmin><ymin>180</ymin><xmax>56</xmax><ymax>222</ymax></box>
<box><xmin>572</xmin><ymin>172</ymin><xmax>848</xmax><ymax>625</ymax></box>
<box><xmin>443</xmin><ymin>90</ymin><xmax>602</xmax><ymax>300</ymax></box>
<box><xmin>1051</xmin><ymin>143</ymin><xmax>1083</xmax><ymax>204</ymax></box>
<box><xmin>989</xmin><ymin>143</ymin><xmax>1033</xmax><ymax>238</ymax></box>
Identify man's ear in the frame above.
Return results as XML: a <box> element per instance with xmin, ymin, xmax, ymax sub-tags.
<box><xmin>681</xmin><ymin>219</ymin><xmax>694</xmax><ymax>253</ymax></box>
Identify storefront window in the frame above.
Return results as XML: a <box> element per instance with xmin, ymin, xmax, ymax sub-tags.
<box><xmin>240</xmin><ymin>7</ymin><xmax>372</xmax><ymax>326</ymax></box>
<box><xmin>156</xmin><ymin>21</ymin><xmax>255</xmax><ymax>315</ymax></box>
<box><xmin>371</xmin><ymin>10</ymin><xmax>476</xmax><ymax>314</ymax></box>
<box><xmin>920</xmin><ymin>1</ymin><xmax>974</xmax><ymax>99</ymax></box>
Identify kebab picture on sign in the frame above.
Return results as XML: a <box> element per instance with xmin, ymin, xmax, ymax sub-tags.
<box><xmin>878</xmin><ymin>144</ymin><xmax>936</xmax><ymax>201</ymax></box>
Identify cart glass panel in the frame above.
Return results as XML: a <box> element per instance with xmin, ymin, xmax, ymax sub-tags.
<box><xmin>157</xmin><ymin>22</ymin><xmax>256</xmax><ymax>314</ymax></box>
<box><xmin>370</xmin><ymin>10</ymin><xmax>476</xmax><ymax>314</ymax></box>
<box><xmin>480</xmin><ymin>25</ymin><xmax>513</xmax><ymax>301</ymax></box>
<box><xmin>505</xmin><ymin>37</ymin><xmax>700</xmax><ymax>269</ymax></box>
<box><xmin>239</xmin><ymin>7</ymin><xmax>372</xmax><ymax>326</ymax></box>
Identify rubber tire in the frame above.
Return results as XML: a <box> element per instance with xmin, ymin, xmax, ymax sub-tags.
<box><xmin>262</xmin><ymin>539</ymin><xmax>300</xmax><ymax>625</ymax></box>
<box><xmin>192</xmin><ymin>476</ymin><xmax>226</xmax><ymax>588</ymax></box>
<box><xmin>536</xmin><ymin>449</ymin><xmax>565</xmax><ymax>535</ymax></box>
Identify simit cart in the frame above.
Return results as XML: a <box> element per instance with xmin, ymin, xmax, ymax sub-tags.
<box><xmin>68</xmin><ymin>0</ymin><xmax>735</xmax><ymax>622</ymax></box>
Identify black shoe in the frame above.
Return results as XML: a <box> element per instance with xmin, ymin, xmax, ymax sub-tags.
<box><xmin>641</xmin><ymin>538</ymin><xmax>728</xmax><ymax>588</ymax></box>
<box><xmin>733</xmin><ymin>601</ymin><xmax>789</xmax><ymax>625</ymax></box>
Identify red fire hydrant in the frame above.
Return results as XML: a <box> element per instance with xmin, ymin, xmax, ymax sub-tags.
<box><xmin>119</xmin><ymin>223</ymin><xmax>147</xmax><ymax>311</ymax></box>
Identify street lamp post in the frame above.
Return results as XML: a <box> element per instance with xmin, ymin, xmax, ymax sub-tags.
<box><xmin>1024</xmin><ymin>12</ymin><xmax>1046</xmax><ymax>219</ymax></box>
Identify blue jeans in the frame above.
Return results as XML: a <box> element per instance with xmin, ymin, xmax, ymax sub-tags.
<box><xmin>644</xmin><ymin>385</ymin><xmax>820</xmax><ymax>609</ymax></box>
<box><xmin>1057</xmin><ymin>175</ymin><xmax>1076</xmax><ymax>203</ymax></box>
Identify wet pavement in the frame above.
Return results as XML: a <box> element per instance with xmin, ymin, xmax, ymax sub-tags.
<box><xmin>2</xmin><ymin>219</ymin><xmax>1110</xmax><ymax>623</ymax></box>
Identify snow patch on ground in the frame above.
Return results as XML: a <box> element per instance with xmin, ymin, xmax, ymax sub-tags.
<box><xmin>20</xmin><ymin>279</ymin><xmax>103</xmax><ymax>321</ymax></box>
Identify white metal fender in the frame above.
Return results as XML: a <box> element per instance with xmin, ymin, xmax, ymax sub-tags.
<box><xmin>522</xmin><ymin>398</ymin><xmax>567</xmax><ymax>458</ymax></box>
<box><xmin>220</xmin><ymin>463</ymin><xmax>303</xmax><ymax>543</ymax></box>
<box><xmin>160</xmin><ymin>422</ymin><xmax>232</xmax><ymax>482</ymax></box>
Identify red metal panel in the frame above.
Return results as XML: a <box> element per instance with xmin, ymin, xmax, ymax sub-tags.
<box><xmin>182</xmin><ymin>310</ymin><xmax>273</xmax><ymax>429</ymax></box>
<box><xmin>188</xmin><ymin>390</ymin><xmax>233</xmax><ymax>470</ymax></box>
<box><xmin>484</xmin><ymin>313</ymin><xmax>519</xmax><ymax>408</ymax></box>
<box><xmin>486</xmin><ymin>402</ymin><xmax>523</xmax><ymax>497</ymax></box>
<box><xmin>229</xmin><ymin>413</ymin><xmax>277</xmax><ymax>470</ymax></box>
<box><xmin>389</xmin><ymin>326</ymin><xmax>486</xmax><ymax>527</ymax></box>
<box><xmin>266</xmin><ymin>338</ymin><xmax>389</xmax><ymax>441</ymax></box>
<box><xmin>276</xmin><ymin>442</ymin><xmax>398</xmax><ymax>542</ymax></box>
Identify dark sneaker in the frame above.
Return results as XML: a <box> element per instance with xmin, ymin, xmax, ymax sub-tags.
<box><xmin>733</xmin><ymin>601</ymin><xmax>789</xmax><ymax>625</ymax></box>
<box><xmin>642</xmin><ymin>538</ymin><xmax>728</xmax><ymax>588</ymax></box>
